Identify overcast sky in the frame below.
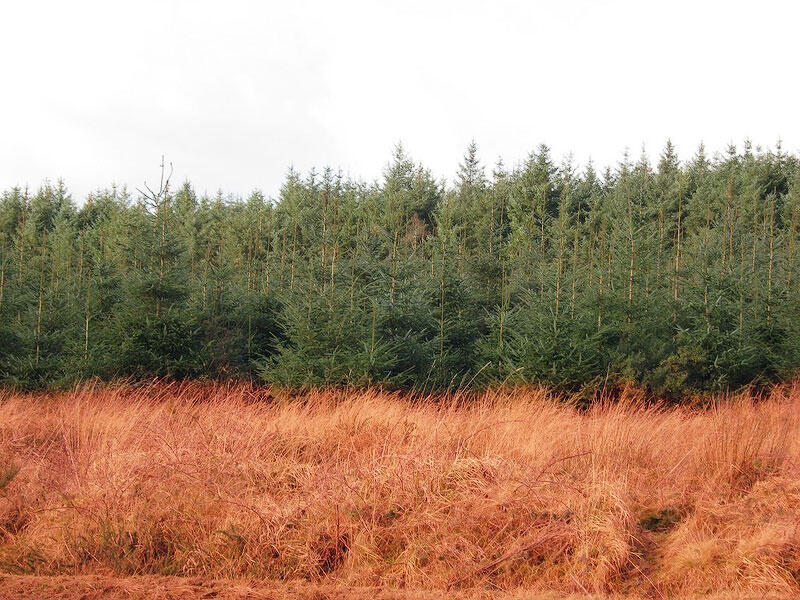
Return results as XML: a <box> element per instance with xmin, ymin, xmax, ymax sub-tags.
<box><xmin>1</xmin><ymin>0</ymin><xmax>797</xmax><ymax>202</ymax></box>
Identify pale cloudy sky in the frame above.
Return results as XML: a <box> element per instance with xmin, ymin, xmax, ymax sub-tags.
<box><xmin>1</xmin><ymin>0</ymin><xmax>797</xmax><ymax>201</ymax></box>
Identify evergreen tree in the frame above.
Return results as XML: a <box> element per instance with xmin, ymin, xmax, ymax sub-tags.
<box><xmin>2</xmin><ymin>142</ymin><xmax>799</xmax><ymax>393</ymax></box>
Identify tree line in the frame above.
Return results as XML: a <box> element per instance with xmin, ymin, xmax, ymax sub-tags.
<box><xmin>1</xmin><ymin>141</ymin><xmax>799</xmax><ymax>393</ymax></box>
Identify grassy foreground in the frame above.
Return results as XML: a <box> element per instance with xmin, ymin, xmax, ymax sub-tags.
<box><xmin>0</xmin><ymin>383</ymin><xmax>799</xmax><ymax>598</ymax></box>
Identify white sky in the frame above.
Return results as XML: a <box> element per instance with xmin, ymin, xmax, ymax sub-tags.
<box><xmin>1</xmin><ymin>0</ymin><xmax>797</xmax><ymax>202</ymax></box>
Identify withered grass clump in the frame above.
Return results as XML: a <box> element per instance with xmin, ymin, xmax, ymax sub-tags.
<box><xmin>0</xmin><ymin>381</ymin><xmax>799</xmax><ymax>597</ymax></box>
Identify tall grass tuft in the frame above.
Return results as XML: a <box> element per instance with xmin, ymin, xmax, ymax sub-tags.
<box><xmin>0</xmin><ymin>381</ymin><xmax>798</xmax><ymax>596</ymax></box>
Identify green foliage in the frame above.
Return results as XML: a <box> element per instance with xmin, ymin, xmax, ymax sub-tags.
<box><xmin>1</xmin><ymin>141</ymin><xmax>799</xmax><ymax>393</ymax></box>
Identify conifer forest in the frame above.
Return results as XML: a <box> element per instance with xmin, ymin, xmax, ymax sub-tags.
<box><xmin>1</xmin><ymin>141</ymin><xmax>799</xmax><ymax>393</ymax></box>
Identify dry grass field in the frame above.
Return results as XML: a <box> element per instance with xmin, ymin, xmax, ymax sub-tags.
<box><xmin>1</xmin><ymin>382</ymin><xmax>799</xmax><ymax>598</ymax></box>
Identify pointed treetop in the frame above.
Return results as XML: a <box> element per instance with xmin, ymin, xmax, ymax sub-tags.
<box><xmin>583</xmin><ymin>158</ymin><xmax>598</xmax><ymax>182</ymax></box>
<box><xmin>692</xmin><ymin>142</ymin><xmax>709</xmax><ymax>171</ymax></box>
<box><xmin>658</xmin><ymin>139</ymin><xmax>680</xmax><ymax>176</ymax></box>
<box><xmin>457</xmin><ymin>140</ymin><xmax>485</xmax><ymax>189</ymax></box>
<box><xmin>617</xmin><ymin>147</ymin><xmax>632</xmax><ymax>177</ymax></box>
<box><xmin>492</xmin><ymin>157</ymin><xmax>507</xmax><ymax>182</ymax></box>
<box><xmin>385</xmin><ymin>142</ymin><xmax>414</xmax><ymax>180</ymax></box>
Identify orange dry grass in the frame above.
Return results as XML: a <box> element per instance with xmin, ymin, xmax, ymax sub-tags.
<box><xmin>0</xmin><ymin>382</ymin><xmax>799</xmax><ymax>598</ymax></box>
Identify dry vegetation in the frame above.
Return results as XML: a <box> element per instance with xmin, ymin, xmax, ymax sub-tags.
<box><xmin>1</xmin><ymin>382</ymin><xmax>799</xmax><ymax>598</ymax></box>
